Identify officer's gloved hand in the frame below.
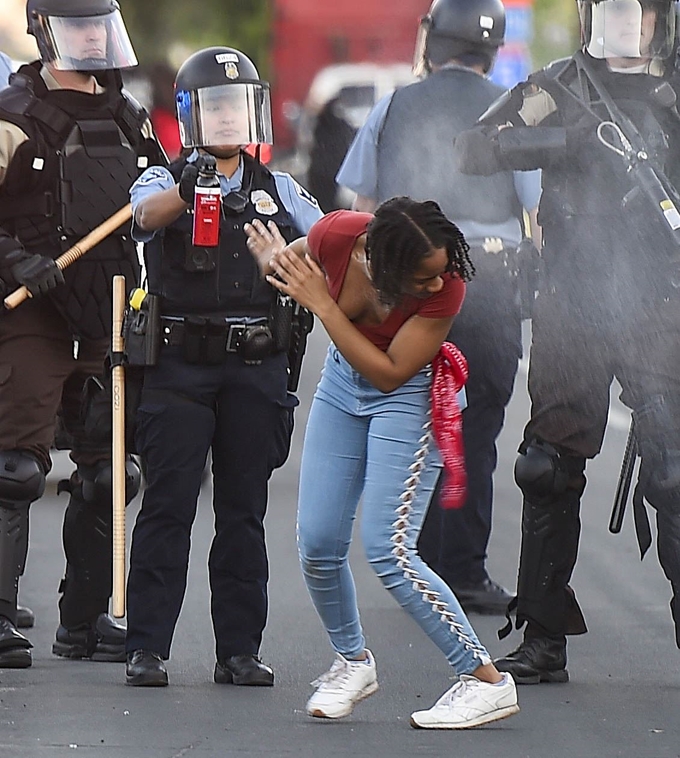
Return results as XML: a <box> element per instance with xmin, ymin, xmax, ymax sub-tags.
<box><xmin>178</xmin><ymin>155</ymin><xmax>216</xmax><ymax>205</ymax></box>
<box><xmin>178</xmin><ymin>162</ymin><xmax>199</xmax><ymax>205</ymax></box>
<box><xmin>453</xmin><ymin>126</ymin><xmax>502</xmax><ymax>176</ymax></box>
<box><xmin>10</xmin><ymin>253</ymin><xmax>64</xmax><ymax>297</ymax></box>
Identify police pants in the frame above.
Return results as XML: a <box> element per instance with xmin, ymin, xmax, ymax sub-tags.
<box><xmin>518</xmin><ymin>290</ymin><xmax>680</xmax><ymax>637</ymax></box>
<box><xmin>126</xmin><ymin>346</ymin><xmax>296</xmax><ymax>661</ymax></box>
<box><xmin>418</xmin><ymin>259</ymin><xmax>522</xmax><ymax>585</ymax></box>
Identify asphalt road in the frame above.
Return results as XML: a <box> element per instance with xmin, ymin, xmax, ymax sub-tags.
<box><xmin>1</xmin><ymin>324</ymin><xmax>679</xmax><ymax>758</ymax></box>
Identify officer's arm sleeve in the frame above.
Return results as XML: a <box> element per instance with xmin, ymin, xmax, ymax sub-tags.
<box><xmin>335</xmin><ymin>93</ymin><xmax>392</xmax><ymax>198</ymax></box>
<box><xmin>130</xmin><ymin>166</ymin><xmax>177</xmax><ymax>243</ymax></box>
<box><xmin>455</xmin><ymin>82</ymin><xmax>566</xmax><ymax>175</ymax></box>
<box><xmin>274</xmin><ymin>173</ymin><xmax>323</xmax><ymax>235</ymax></box>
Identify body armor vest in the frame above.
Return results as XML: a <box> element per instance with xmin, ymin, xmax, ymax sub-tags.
<box><xmin>144</xmin><ymin>152</ymin><xmax>298</xmax><ymax>317</ymax></box>
<box><xmin>0</xmin><ymin>62</ymin><xmax>164</xmax><ymax>340</ymax></box>
<box><xmin>532</xmin><ymin>57</ymin><xmax>680</xmax><ymax>224</ymax></box>
<box><xmin>377</xmin><ymin>68</ymin><xmax>519</xmax><ymax>226</ymax></box>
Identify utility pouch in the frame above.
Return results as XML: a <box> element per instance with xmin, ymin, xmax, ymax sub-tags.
<box><xmin>182</xmin><ymin>316</ymin><xmax>228</xmax><ymax>365</ymax></box>
<box><xmin>123</xmin><ymin>293</ymin><xmax>161</xmax><ymax>366</ymax></box>
<box><xmin>270</xmin><ymin>292</ymin><xmax>294</xmax><ymax>352</ymax></box>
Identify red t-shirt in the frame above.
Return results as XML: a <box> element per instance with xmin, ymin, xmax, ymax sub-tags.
<box><xmin>307</xmin><ymin>210</ymin><xmax>465</xmax><ymax>350</ymax></box>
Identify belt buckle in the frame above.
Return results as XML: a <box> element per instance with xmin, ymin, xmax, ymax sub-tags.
<box><xmin>225</xmin><ymin>323</ymin><xmax>246</xmax><ymax>352</ymax></box>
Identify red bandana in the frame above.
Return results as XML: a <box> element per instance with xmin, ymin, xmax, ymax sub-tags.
<box><xmin>430</xmin><ymin>341</ymin><xmax>468</xmax><ymax>509</ymax></box>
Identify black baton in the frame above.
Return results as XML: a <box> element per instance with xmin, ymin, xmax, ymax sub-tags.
<box><xmin>609</xmin><ymin>418</ymin><xmax>638</xmax><ymax>534</ymax></box>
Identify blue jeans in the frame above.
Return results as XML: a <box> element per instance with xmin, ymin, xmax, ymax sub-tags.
<box><xmin>297</xmin><ymin>346</ymin><xmax>491</xmax><ymax>675</ymax></box>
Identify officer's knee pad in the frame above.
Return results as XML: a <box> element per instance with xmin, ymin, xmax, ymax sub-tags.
<box><xmin>514</xmin><ymin>439</ymin><xmax>585</xmax><ymax>504</ymax></box>
<box><xmin>0</xmin><ymin>450</ymin><xmax>46</xmax><ymax>504</ymax></box>
<box><xmin>78</xmin><ymin>458</ymin><xmax>141</xmax><ymax>506</ymax></box>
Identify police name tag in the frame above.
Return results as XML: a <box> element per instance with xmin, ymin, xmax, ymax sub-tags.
<box><xmin>251</xmin><ymin>189</ymin><xmax>278</xmax><ymax>215</ymax></box>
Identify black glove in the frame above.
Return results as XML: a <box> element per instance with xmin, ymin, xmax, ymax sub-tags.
<box><xmin>453</xmin><ymin>126</ymin><xmax>502</xmax><ymax>176</ymax></box>
<box><xmin>178</xmin><ymin>155</ymin><xmax>217</xmax><ymax>205</ymax></box>
<box><xmin>10</xmin><ymin>254</ymin><xmax>64</xmax><ymax>297</ymax></box>
<box><xmin>178</xmin><ymin>162</ymin><xmax>199</xmax><ymax>205</ymax></box>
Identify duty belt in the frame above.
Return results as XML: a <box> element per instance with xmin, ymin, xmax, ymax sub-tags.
<box><xmin>160</xmin><ymin>315</ymin><xmax>269</xmax><ymax>352</ymax></box>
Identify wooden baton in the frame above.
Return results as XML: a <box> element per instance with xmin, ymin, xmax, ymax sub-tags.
<box><xmin>3</xmin><ymin>203</ymin><xmax>133</xmax><ymax>310</ymax></box>
<box><xmin>111</xmin><ymin>275</ymin><xmax>127</xmax><ymax>618</ymax></box>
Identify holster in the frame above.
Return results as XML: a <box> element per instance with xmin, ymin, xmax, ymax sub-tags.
<box><xmin>123</xmin><ymin>293</ymin><xmax>161</xmax><ymax>367</ymax></box>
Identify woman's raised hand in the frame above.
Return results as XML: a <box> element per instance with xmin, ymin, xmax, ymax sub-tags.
<box><xmin>266</xmin><ymin>250</ymin><xmax>333</xmax><ymax>316</ymax></box>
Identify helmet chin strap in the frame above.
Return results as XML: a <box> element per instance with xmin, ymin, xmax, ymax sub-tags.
<box><xmin>203</xmin><ymin>146</ymin><xmax>242</xmax><ymax>160</ymax></box>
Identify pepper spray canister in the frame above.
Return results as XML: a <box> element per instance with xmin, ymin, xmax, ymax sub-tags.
<box><xmin>192</xmin><ymin>155</ymin><xmax>221</xmax><ymax>247</ymax></box>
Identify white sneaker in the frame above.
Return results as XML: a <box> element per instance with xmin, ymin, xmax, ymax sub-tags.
<box><xmin>306</xmin><ymin>650</ymin><xmax>379</xmax><ymax>719</ymax></box>
<box><xmin>410</xmin><ymin>673</ymin><xmax>519</xmax><ymax>729</ymax></box>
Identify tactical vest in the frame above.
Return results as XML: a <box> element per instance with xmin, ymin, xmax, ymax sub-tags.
<box><xmin>377</xmin><ymin>68</ymin><xmax>519</xmax><ymax>226</ymax></box>
<box><xmin>144</xmin><ymin>152</ymin><xmax>298</xmax><ymax>317</ymax></box>
<box><xmin>0</xmin><ymin>62</ymin><xmax>165</xmax><ymax>340</ymax></box>
<box><xmin>532</xmin><ymin>56</ymin><xmax>680</xmax><ymax>224</ymax></box>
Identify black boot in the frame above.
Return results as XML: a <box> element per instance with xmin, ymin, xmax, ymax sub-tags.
<box><xmin>494</xmin><ymin>633</ymin><xmax>568</xmax><ymax>684</ymax></box>
<box><xmin>0</xmin><ymin>616</ymin><xmax>32</xmax><ymax>668</ymax></box>
<box><xmin>16</xmin><ymin>604</ymin><xmax>35</xmax><ymax>629</ymax></box>
<box><xmin>52</xmin><ymin>613</ymin><xmax>126</xmax><ymax>662</ymax></box>
<box><xmin>126</xmin><ymin>650</ymin><xmax>168</xmax><ymax>687</ymax></box>
<box><xmin>449</xmin><ymin>577</ymin><xmax>514</xmax><ymax>615</ymax></box>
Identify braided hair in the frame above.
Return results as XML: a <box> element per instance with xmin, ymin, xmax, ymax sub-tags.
<box><xmin>365</xmin><ymin>196</ymin><xmax>474</xmax><ymax>307</ymax></box>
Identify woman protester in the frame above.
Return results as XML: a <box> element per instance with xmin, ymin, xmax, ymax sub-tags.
<box><xmin>244</xmin><ymin>197</ymin><xmax>519</xmax><ymax>728</ymax></box>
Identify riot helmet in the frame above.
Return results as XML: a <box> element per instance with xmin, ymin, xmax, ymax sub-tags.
<box><xmin>413</xmin><ymin>0</ymin><xmax>506</xmax><ymax>77</ymax></box>
<box><xmin>174</xmin><ymin>47</ymin><xmax>273</xmax><ymax>149</ymax></box>
<box><xmin>26</xmin><ymin>0</ymin><xmax>138</xmax><ymax>71</ymax></box>
<box><xmin>577</xmin><ymin>0</ymin><xmax>677</xmax><ymax>63</ymax></box>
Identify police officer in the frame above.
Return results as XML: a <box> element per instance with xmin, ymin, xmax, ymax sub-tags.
<box><xmin>0</xmin><ymin>0</ymin><xmax>164</xmax><ymax>668</ymax></box>
<box><xmin>124</xmin><ymin>46</ymin><xmax>322</xmax><ymax>687</ymax></box>
<box><xmin>336</xmin><ymin>0</ymin><xmax>541</xmax><ymax>614</ymax></box>
<box><xmin>454</xmin><ymin>0</ymin><xmax>680</xmax><ymax>681</ymax></box>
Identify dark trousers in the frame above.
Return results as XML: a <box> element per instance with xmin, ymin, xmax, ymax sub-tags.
<box><xmin>0</xmin><ymin>297</ymin><xmax>109</xmax><ymax>623</ymax></box>
<box><xmin>126</xmin><ymin>346</ymin><xmax>295</xmax><ymax>661</ymax></box>
<box><xmin>516</xmin><ymin>291</ymin><xmax>680</xmax><ymax>638</ymax></box>
<box><xmin>418</xmin><ymin>257</ymin><xmax>522</xmax><ymax>585</ymax></box>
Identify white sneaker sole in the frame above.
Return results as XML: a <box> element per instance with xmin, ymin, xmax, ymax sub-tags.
<box><xmin>410</xmin><ymin>703</ymin><xmax>520</xmax><ymax>730</ymax></box>
<box><xmin>307</xmin><ymin>680</ymin><xmax>379</xmax><ymax>719</ymax></box>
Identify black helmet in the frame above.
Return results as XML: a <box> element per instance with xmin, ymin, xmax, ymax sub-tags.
<box><xmin>577</xmin><ymin>0</ymin><xmax>678</xmax><ymax>65</ymax></box>
<box><xmin>26</xmin><ymin>0</ymin><xmax>137</xmax><ymax>71</ymax></box>
<box><xmin>413</xmin><ymin>0</ymin><xmax>506</xmax><ymax>77</ymax></box>
<box><xmin>174</xmin><ymin>47</ymin><xmax>273</xmax><ymax>149</ymax></box>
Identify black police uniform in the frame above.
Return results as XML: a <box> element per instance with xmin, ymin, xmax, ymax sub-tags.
<box><xmin>372</xmin><ymin>66</ymin><xmax>524</xmax><ymax>602</ymax></box>
<box><xmin>455</xmin><ymin>53</ymin><xmax>680</xmax><ymax>666</ymax></box>
<box><xmin>0</xmin><ymin>62</ymin><xmax>163</xmax><ymax>663</ymax></box>
<box><xmin>125</xmin><ymin>152</ymin><xmax>301</xmax><ymax>663</ymax></box>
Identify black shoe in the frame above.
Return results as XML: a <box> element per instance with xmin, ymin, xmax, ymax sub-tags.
<box><xmin>16</xmin><ymin>605</ymin><xmax>35</xmax><ymax>629</ymax></box>
<box><xmin>495</xmin><ymin>635</ymin><xmax>569</xmax><ymax>684</ymax></box>
<box><xmin>214</xmin><ymin>654</ymin><xmax>274</xmax><ymax>686</ymax></box>
<box><xmin>449</xmin><ymin>578</ymin><xmax>514</xmax><ymax>615</ymax></box>
<box><xmin>0</xmin><ymin>616</ymin><xmax>32</xmax><ymax>668</ymax></box>
<box><xmin>126</xmin><ymin>650</ymin><xmax>168</xmax><ymax>687</ymax></box>
<box><xmin>52</xmin><ymin>613</ymin><xmax>126</xmax><ymax>662</ymax></box>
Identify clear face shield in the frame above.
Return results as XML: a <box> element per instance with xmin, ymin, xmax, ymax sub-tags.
<box><xmin>412</xmin><ymin>16</ymin><xmax>433</xmax><ymax>78</ymax></box>
<box><xmin>583</xmin><ymin>0</ymin><xmax>675</xmax><ymax>60</ymax></box>
<box><xmin>176</xmin><ymin>82</ymin><xmax>273</xmax><ymax>149</ymax></box>
<box><xmin>32</xmin><ymin>9</ymin><xmax>138</xmax><ymax>71</ymax></box>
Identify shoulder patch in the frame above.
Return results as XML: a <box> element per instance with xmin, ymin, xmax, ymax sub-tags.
<box><xmin>291</xmin><ymin>178</ymin><xmax>320</xmax><ymax>208</ymax></box>
<box><xmin>137</xmin><ymin>166</ymin><xmax>171</xmax><ymax>185</ymax></box>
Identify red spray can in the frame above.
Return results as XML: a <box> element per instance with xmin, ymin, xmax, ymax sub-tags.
<box><xmin>192</xmin><ymin>155</ymin><xmax>221</xmax><ymax>247</ymax></box>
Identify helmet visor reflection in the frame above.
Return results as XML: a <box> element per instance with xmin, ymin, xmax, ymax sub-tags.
<box><xmin>586</xmin><ymin>0</ymin><xmax>675</xmax><ymax>60</ymax></box>
<box><xmin>35</xmin><ymin>10</ymin><xmax>138</xmax><ymax>70</ymax></box>
<box><xmin>176</xmin><ymin>83</ymin><xmax>273</xmax><ymax>148</ymax></box>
